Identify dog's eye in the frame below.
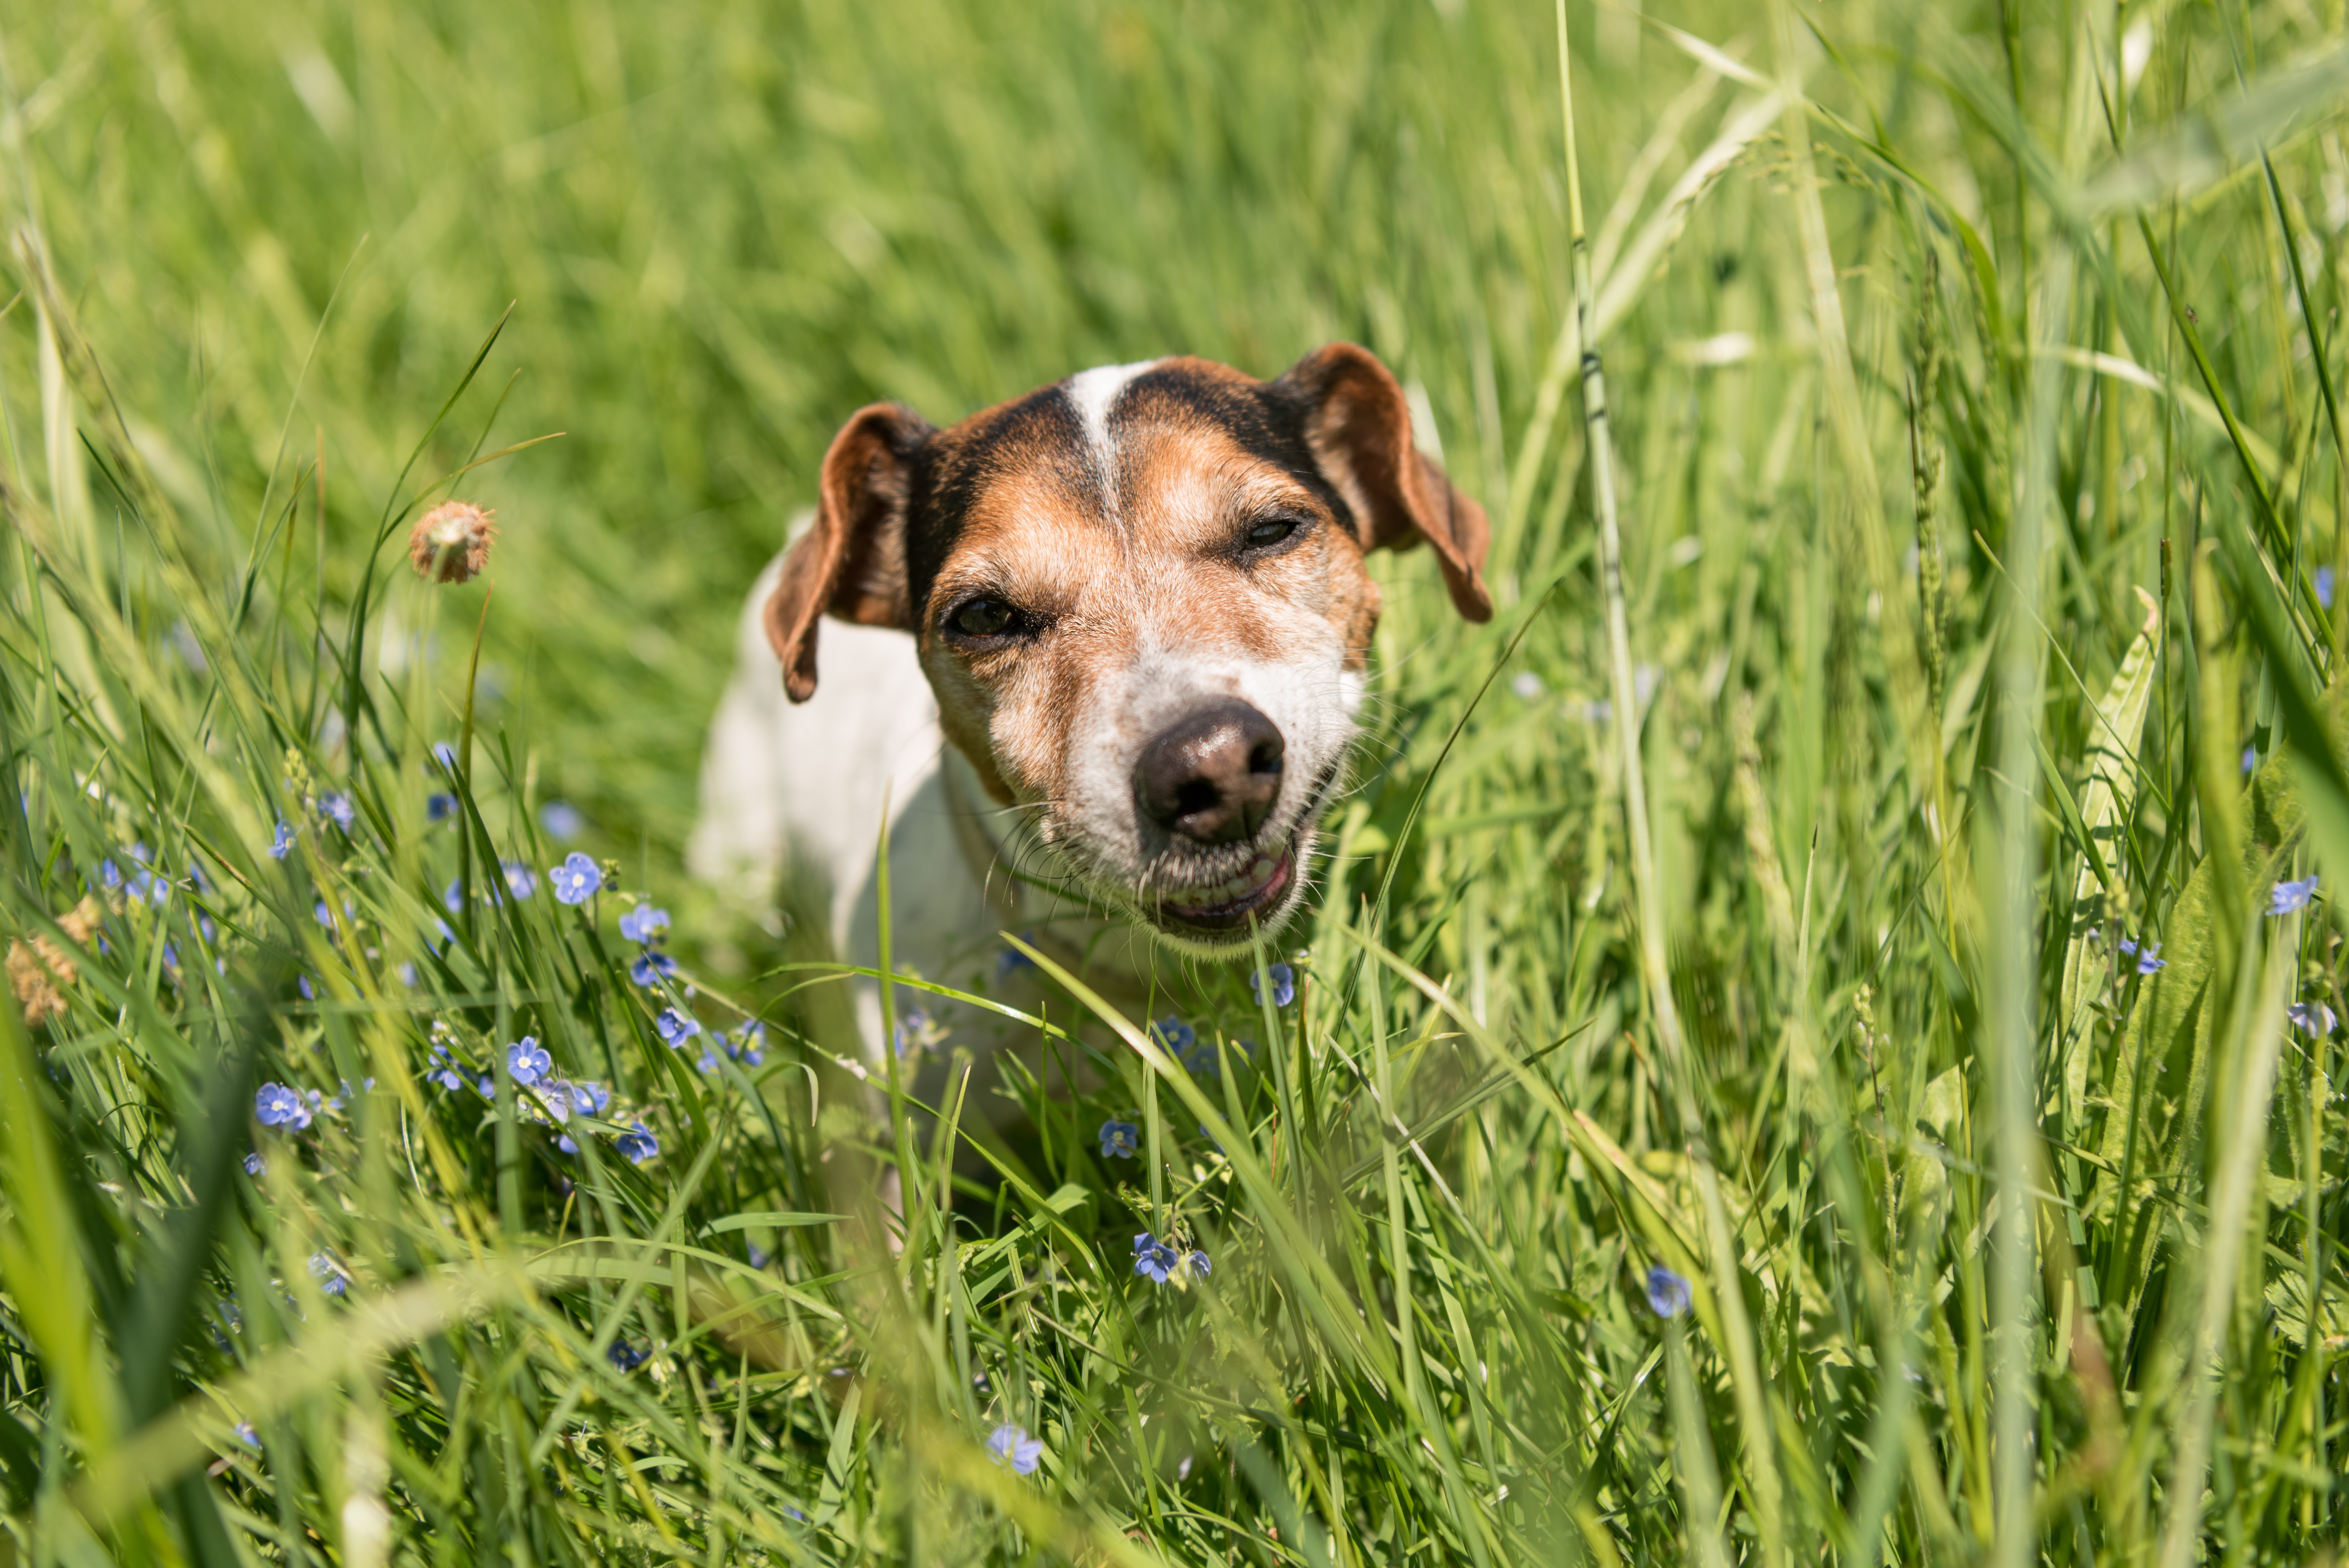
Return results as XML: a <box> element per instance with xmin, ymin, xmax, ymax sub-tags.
<box><xmin>1245</xmin><ymin>515</ymin><xmax>1301</xmax><ymax>549</ymax></box>
<box><xmin>946</xmin><ymin>597</ymin><xmax>1019</xmax><ymax>640</ymax></box>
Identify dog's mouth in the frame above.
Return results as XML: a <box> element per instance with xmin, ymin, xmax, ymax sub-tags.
<box><xmin>1152</xmin><ymin>845</ymin><xmax>1296</xmax><ymax>935</ymax></box>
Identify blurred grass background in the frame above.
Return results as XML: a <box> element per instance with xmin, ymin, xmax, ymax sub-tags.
<box><xmin>7</xmin><ymin>0</ymin><xmax>2349</xmax><ymax>1564</ymax></box>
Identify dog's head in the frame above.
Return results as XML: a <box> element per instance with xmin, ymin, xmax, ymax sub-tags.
<box><xmin>763</xmin><ymin>345</ymin><xmax>1490</xmax><ymax>955</ymax></box>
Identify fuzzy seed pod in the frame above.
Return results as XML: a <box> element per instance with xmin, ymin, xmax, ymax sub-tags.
<box><xmin>407</xmin><ymin>501</ymin><xmax>498</xmax><ymax>584</ymax></box>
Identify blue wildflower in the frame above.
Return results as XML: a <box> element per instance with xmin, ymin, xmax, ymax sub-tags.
<box><xmin>1132</xmin><ymin>1232</ymin><xmax>1181</xmax><ymax>1285</ymax></box>
<box><xmin>2269</xmin><ymin>873</ymin><xmax>2320</xmax><ymax>916</ymax></box>
<box><xmin>630</xmin><ymin>950</ymin><xmax>678</xmax><ymax>987</ymax></box>
<box><xmin>618</xmin><ymin>904</ymin><xmax>670</xmax><ymax>943</ymax></box>
<box><xmin>2117</xmin><ymin>935</ymin><xmax>2139</xmax><ymax>956</ymax></box>
<box><xmin>614</xmin><ymin>1122</ymin><xmax>660</xmax><ymax>1164</ymax></box>
<box><xmin>268</xmin><ymin>820</ymin><xmax>295</xmax><ymax>859</ymax></box>
<box><xmin>1646</xmin><ymin>1263</ymin><xmax>1691</xmax><ymax>1318</ymax></box>
<box><xmin>1098</xmin><ymin>1119</ymin><xmax>1140</xmax><ymax>1159</ymax></box>
<box><xmin>397</xmin><ymin>962</ymin><xmax>419</xmax><ymax>987</ymax></box>
<box><xmin>540</xmin><ymin>800</ymin><xmax>586</xmax><ymax>841</ymax></box>
<box><xmin>506</xmin><ymin>1036</ymin><xmax>552</xmax><ymax>1086</ymax></box>
<box><xmin>996</xmin><ymin>938</ymin><xmax>1039</xmax><ymax>980</ymax></box>
<box><xmin>1189</xmin><ymin>1248</ymin><xmax>1212</xmax><ymax>1279</ymax></box>
<box><xmin>426</xmin><ymin>793</ymin><xmax>459</xmax><ymax>823</ymax></box>
<box><xmin>893</xmin><ymin>1008</ymin><xmax>932</xmax><ymax>1058</ymax></box>
<box><xmin>2136</xmin><ymin>944</ymin><xmax>2165</xmax><ymax>975</ymax></box>
<box><xmin>431</xmin><ymin>741</ymin><xmax>459</xmax><ymax>772</ymax></box>
<box><xmin>2243</xmin><ymin>745</ymin><xmax>2259</xmax><ymax>775</ymax></box>
<box><xmin>566</xmin><ymin>1080</ymin><xmax>612</xmax><ymax>1116</ymax></box>
<box><xmin>549</xmin><ymin>852</ymin><xmax>600</xmax><ymax>905</ymax></box>
<box><xmin>309</xmin><ymin>1252</ymin><xmax>348</xmax><ymax>1299</ymax></box>
<box><xmin>2288</xmin><ymin>1000</ymin><xmax>2337</xmax><ymax>1036</ymax></box>
<box><xmin>987</xmin><ymin>1424</ymin><xmax>1044</xmax><ymax>1476</ymax></box>
<box><xmin>655</xmin><ymin>1007</ymin><xmax>700</xmax><ymax>1046</ymax></box>
<box><xmin>1249</xmin><ymin>961</ymin><xmax>1296</xmax><ymax>1009</ymax></box>
<box><xmin>500</xmin><ymin>861</ymin><xmax>538</xmax><ymax>900</ymax></box>
<box><xmin>696</xmin><ymin>1047</ymin><xmax>723</xmax><ymax>1074</ymax></box>
<box><xmin>1150</xmin><ymin>1016</ymin><xmax>1195</xmax><ymax>1055</ymax></box>
<box><xmin>426</xmin><ymin>1045</ymin><xmax>465</xmax><ymax>1093</ymax></box>
<box><xmin>728</xmin><ymin>1021</ymin><xmax>766</xmax><ymax>1067</ymax></box>
<box><xmin>608</xmin><ymin>1340</ymin><xmax>649</xmax><ymax>1372</ymax></box>
<box><xmin>318</xmin><ymin>792</ymin><xmax>355</xmax><ymax>830</ymax></box>
<box><xmin>2321</xmin><ymin>566</ymin><xmax>2337</xmax><ymax>609</ymax></box>
<box><xmin>233</xmin><ymin>1422</ymin><xmax>259</xmax><ymax>1449</ymax></box>
<box><xmin>242</xmin><ymin>1151</ymin><xmax>265</xmax><ymax>1177</ymax></box>
<box><xmin>255</xmin><ymin>1082</ymin><xmax>313</xmax><ymax>1130</ymax></box>
<box><xmin>297</xmin><ymin>973</ymin><xmax>314</xmax><ymax>1001</ymax></box>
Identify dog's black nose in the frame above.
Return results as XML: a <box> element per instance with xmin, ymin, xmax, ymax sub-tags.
<box><xmin>1134</xmin><ymin>699</ymin><xmax>1285</xmax><ymax>845</ymax></box>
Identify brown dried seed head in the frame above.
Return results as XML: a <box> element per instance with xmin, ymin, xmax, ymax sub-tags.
<box><xmin>407</xmin><ymin>501</ymin><xmax>498</xmax><ymax>584</ymax></box>
<box><xmin>7</xmin><ymin>939</ymin><xmax>69</xmax><ymax>1026</ymax></box>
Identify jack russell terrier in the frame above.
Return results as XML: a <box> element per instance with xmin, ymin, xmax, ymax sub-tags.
<box><xmin>689</xmin><ymin>344</ymin><xmax>1491</xmax><ymax>1076</ymax></box>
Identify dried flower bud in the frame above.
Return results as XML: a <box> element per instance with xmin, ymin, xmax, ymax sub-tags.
<box><xmin>7</xmin><ymin>903</ymin><xmax>94</xmax><ymax>1026</ymax></box>
<box><xmin>407</xmin><ymin>501</ymin><xmax>498</xmax><ymax>584</ymax></box>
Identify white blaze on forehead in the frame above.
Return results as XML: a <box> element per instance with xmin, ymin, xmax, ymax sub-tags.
<box><xmin>1060</xmin><ymin>359</ymin><xmax>1161</xmax><ymax>487</ymax></box>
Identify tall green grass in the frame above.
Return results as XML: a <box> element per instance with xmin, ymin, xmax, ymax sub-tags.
<box><xmin>4</xmin><ymin>0</ymin><xmax>2349</xmax><ymax>1563</ymax></box>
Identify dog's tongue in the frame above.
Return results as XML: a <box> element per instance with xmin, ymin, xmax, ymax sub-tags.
<box><xmin>1164</xmin><ymin>852</ymin><xmax>1288</xmax><ymax>916</ymax></box>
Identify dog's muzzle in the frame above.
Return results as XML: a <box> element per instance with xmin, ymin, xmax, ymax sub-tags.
<box><xmin>1132</xmin><ymin>698</ymin><xmax>1301</xmax><ymax>935</ymax></box>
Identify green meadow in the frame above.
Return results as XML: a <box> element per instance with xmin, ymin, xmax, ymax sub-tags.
<box><xmin>4</xmin><ymin>0</ymin><xmax>2349</xmax><ymax>1562</ymax></box>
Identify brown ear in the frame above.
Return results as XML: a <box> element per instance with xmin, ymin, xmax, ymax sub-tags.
<box><xmin>763</xmin><ymin>403</ymin><xmax>936</xmax><ymax>702</ymax></box>
<box><xmin>1273</xmin><ymin>342</ymin><xmax>1492</xmax><ymax>623</ymax></box>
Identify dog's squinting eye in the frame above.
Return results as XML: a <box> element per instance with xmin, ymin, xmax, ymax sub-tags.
<box><xmin>945</xmin><ymin>597</ymin><xmax>1020</xmax><ymax>640</ymax></box>
<box><xmin>1244</xmin><ymin>515</ymin><xmax>1301</xmax><ymax>549</ymax></box>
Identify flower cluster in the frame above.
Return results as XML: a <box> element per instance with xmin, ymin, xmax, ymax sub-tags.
<box><xmin>696</xmin><ymin>1020</ymin><xmax>766</xmax><ymax>1076</ymax></box>
<box><xmin>620</xmin><ymin>904</ymin><xmax>677</xmax><ymax>987</ymax></box>
<box><xmin>256</xmin><ymin>1081</ymin><xmax>321</xmax><ymax>1131</ymax></box>
<box><xmin>308</xmin><ymin>1251</ymin><xmax>349</xmax><ymax>1299</ymax></box>
<box><xmin>1132</xmin><ymin>1231</ymin><xmax>1210</xmax><ymax>1286</ymax></box>
<box><xmin>1151</xmin><ymin>1015</ymin><xmax>1220</xmax><ymax>1076</ymax></box>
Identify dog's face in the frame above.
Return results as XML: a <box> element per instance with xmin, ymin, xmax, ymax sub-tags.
<box><xmin>763</xmin><ymin>345</ymin><xmax>1490</xmax><ymax>955</ymax></box>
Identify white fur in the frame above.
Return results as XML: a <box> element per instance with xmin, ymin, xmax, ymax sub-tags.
<box><xmin>1060</xmin><ymin>360</ymin><xmax>1160</xmax><ymax>491</ymax></box>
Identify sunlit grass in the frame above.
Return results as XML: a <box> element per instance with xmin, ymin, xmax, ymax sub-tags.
<box><xmin>5</xmin><ymin>0</ymin><xmax>2349</xmax><ymax>1564</ymax></box>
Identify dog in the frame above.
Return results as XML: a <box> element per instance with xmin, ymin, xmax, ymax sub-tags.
<box><xmin>689</xmin><ymin>344</ymin><xmax>1491</xmax><ymax>1078</ymax></box>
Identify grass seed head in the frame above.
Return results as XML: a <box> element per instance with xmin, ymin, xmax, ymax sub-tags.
<box><xmin>408</xmin><ymin>501</ymin><xmax>498</xmax><ymax>584</ymax></box>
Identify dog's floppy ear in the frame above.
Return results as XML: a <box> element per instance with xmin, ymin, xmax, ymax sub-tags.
<box><xmin>1274</xmin><ymin>342</ymin><xmax>1492</xmax><ymax>623</ymax></box>
<box><xmin>764</xmin><ymin>403</ymin><xmax>936</xmax><ymax>702</ymax></box>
